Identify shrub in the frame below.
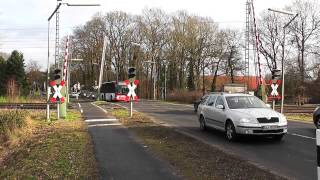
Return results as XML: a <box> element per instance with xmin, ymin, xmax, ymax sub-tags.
<box><xmin>167</xmin><ymin>90</ymin><xmax>203</xmax><ymax>104</ymax></box>
<box><xmin>0</xmin><ymin>110</ymin><xmax>28</xmax><ymax>142</ymax></box>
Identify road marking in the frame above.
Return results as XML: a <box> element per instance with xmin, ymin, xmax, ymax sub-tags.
<box><xmin>91</xmin><ymin>102</ymin><xmax>108</xmax><ymax>114</ymax></box>
<box><xmin>162</xmin><ymin>102</ymin><xmax>194</xmax><ymax>108</ymax></box>
<box><xmin>288</xmin><ymin>132</ymin><xmax>316</xmax><ymax>140</ymax></box>
<box><xmin>78</xmin><ymin>103</ymin><xmax>83</xmax><ymax>113</ymax></box>
<box><xmin>88</xmin><ymin>123</ymin><xmax>122</xmax><ymax>127</ymax></box>
<box><xmin>85</xmin><ymin>119</ymin><xmax>117</xmax><ymax>122</ymax></box>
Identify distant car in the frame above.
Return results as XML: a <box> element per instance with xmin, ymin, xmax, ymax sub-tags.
<box><xmin>194</xmin><ymin>94</ymin><xmax>209</xmax><ymax>112</ymax></box>
<box><xmin>197</xmin><ymin>93</ymin><xmax>287</xmax><ymax>141</ymax></box>
<box><xmin>90</xmin><ymin>92</ymin><xmax>98</xmax><ymax>100</ymax></box>
<box><xmin>194</xmin><ymin>92</ymin><xmax>219</xmax><ymax>112</ymax></box>
<box><xmin>313</xmin><ymin>106</ymin><xmax>320</xmax><ymax>128</ymax></box>
<box><xmin>70</xmin><ymin>92</ymin><xmax>79</xmax><ymax>98</ymax></box>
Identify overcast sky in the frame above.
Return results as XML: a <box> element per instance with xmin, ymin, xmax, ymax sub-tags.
<box><xmin>0</xmin><ymin>0</ymin><xmax>293</xmax><ymax>69</ymax></box>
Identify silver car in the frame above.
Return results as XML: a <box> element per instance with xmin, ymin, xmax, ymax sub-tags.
<box><xmin>197</xmin><ymin>93</ymin><xmax>287</xmax><ymax>141</ymax></box>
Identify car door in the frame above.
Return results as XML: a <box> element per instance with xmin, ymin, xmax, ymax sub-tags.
<box><xmin>213</xmin><ymin>96</ymin><xmax>227</xmax><ymax>129</ymax></box>
<box><xmin>203</xmin><ymin>95</ymin><xmax>217</xmax><ymax>127</ymax></box>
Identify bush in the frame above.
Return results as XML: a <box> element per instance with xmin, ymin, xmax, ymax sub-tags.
<box><xmin>167</xmin><ymin>90</ymin><xmax>203</xmax><ymax>104</ymax></box>
<box><xmin>0</xmin><ymin>110</ymin><xmax>28</xmax><ymax>142</ymax></box>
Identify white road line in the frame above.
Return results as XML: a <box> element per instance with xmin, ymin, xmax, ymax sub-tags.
<box><xmin>288</xmin><ymin>132</ymin><xmax>316</xmax><ymax>140</ymax></box>
<box><xmin>85</xmin><ymin>119</ymin><xmax>117</xmax><ymax>122</ymax></box>
<box><xmin>164</xmin><ymin>102</ymin><xmax>193</xmax><ymax>108</ymax></box>
<box><xmin>88</xmin><ymin>123</ymin><xmax>122</xmax><ymax>127</ymax></box>
<box><xmin>78</xmin><ymin>103</ymin><xmax>83</xmax><ymax>113</ymax></box>
<box><xmin>91</xmin><ymin>102</ymin><xmax>108</xmax><ymax>114</ymax></box>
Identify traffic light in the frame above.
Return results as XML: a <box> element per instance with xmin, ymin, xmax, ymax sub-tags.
<box><xmin>271</xmin><ymin>69</ymin><xmax>281</xmax><ymax>80</ymax></box>
<box><xmin>54</xmin><ymin>69</ymin><xmax>62</xmax><ymax>81</ymax></box>
<box><xmin>128</xmin><ymin>67</ymin><xmax>136</xmax><ymax>81</ymax></box>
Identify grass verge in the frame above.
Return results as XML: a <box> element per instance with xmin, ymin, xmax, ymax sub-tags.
<box><xmin>285</xmin><ymin>113</ymin><xmax>313</xmax><ymax>123</ymax></box>
<box><xmin>112</xmin><ymin>109</ymin><xmax>285</xmax><ymax>180</ymax></box>
<box><xmin>0</xmin><ymin>109</ymin><xmax>98</xmax><ymax>179</ymax></box>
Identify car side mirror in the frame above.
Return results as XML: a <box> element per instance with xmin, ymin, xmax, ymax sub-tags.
<box><xmin>266</xmin><ymin>104</ymin><xmax>271</xmax><ymax>108</ymax></box>
<box><xmin>216</xmin><ymin>105</ymin><xmax>224</xmax><ymax>109</ymax></box>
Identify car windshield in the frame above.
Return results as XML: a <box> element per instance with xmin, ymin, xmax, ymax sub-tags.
<box><xmin>226</xmin><ymin>96</ymin><xmax>267</xmax><ymax>109</ymax></box>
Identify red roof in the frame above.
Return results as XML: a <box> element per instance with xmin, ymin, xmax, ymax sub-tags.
<box><xmin>204</xmin><ymin>76</ymin><xmax>262</xmax><ymax>91</ymax></box>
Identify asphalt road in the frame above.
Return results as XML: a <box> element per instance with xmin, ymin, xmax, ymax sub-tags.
<box><xmin>80</xmin><ymin>102</ymin><xmax>181</xmax><ymax>180</ymax></box>
<box><xmin>116</xmin><ymin>100</ymin><xmax>317</xmax><ymax>180</ymax></box>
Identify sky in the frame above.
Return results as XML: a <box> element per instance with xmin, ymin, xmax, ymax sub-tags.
<box><xmin>0</xmin><ymin>0</ymin><xmax>293</xmax><ymax>70</ymax></box>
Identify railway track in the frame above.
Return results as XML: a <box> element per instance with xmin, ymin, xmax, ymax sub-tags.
<box><xmin>0</xmin><ymin>103</ymin><xmax>57</xmax><ymax>110</ymax></box>
<box><xmin>275</xmin><ymin>105</ymin><xmax>317</xmax><ymax>113</ymax></box>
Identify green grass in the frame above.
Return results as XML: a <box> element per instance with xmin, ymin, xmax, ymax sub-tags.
<box><xmin>94</xmin><ymin>101</ymin><xmax>106</xmax><ymax>105</ymax></box>
<box><xmin>0</xmin><ymin>96</ymin><xmax>45</xmax><ymax>103</ymax></box>
<box><xmin>111</xmin><ymin>109</ymin><xmax>285</xmax><ymax>180</ymax></box>
<box><xmin>285</xmin><ymin>113</ymin><xmax>313</xmax><ymax>122</ymax></box>
<box><xmin>112</xmin><ymin>109</ymin><xmax>129</xmax><ymax>118</ymax></box>
<box><xmin>0</xmin><ymin>110</ymin><xmax>98</xmax><ymax>179</ymax></box>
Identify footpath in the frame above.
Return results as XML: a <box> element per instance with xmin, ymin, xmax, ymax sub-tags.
<box><xmin>80</xmin><ymin>102</ymin><xmax>180</xmax><ymax>180</ymax></box>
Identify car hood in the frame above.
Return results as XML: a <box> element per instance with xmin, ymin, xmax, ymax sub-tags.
<box><xmin>231</xmin><ymin>108</ymin><xmax>279</xmax><ymax>118</ymax></box>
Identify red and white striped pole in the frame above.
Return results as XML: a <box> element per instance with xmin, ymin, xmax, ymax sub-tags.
<box><xmin>63</xmin><ymin>35</ymin><xmax>69</xmax><ymax>82</ymax></box>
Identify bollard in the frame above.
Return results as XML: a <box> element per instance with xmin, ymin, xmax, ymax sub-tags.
<box><xmin>317</xmin><ymin>129</ymin><xmax>320</xmax><ymax>180</ymax></box>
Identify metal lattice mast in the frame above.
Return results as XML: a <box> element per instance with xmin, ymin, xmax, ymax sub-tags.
<box><xmin>55</xmin><ymin>2</ymin><xmax>60</xmax><ymax>68</ymax></box>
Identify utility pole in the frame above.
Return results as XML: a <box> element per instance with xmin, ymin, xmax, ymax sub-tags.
<box><xmin>97</xmin><ymin>36</ymin><xmax>108</xmax><ymax>101</ymax></box>
<box><xmin>46</xmin><ymin>1</ymin><xmax>100</xmax><ymax>121</ymax></box>
<box><xmin>268</xmin><ymin>8</ymin><xmax>298</xmax><ymax>113</ymax></box>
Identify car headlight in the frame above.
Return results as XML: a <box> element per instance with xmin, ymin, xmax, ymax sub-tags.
<box><xmin>239</xmin><ymin>118</ymin><xmax>256</xmax><ymax>123</ymax></box>
<box><xmin>278</xmin><ymin>113</ymin><xmax>287</xmax><ymax>123</ymax></box>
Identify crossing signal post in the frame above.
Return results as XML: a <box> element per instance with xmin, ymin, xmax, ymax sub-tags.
<box><xmin>270</xmin><ymin>69</ymin><xmax>282</xmax><ymax>110</ymax></box>
<box><xmin>49</xmin><ymin>69</ymin><xmax>64</xmax><ymax>119</ymax></box>
<box><xmin>128</xmin><ymin>67</ymin><xmax>136</xmax><ymax>118</ymax></box>
<box><xmin>128</xmin><ymin>67</ymin><xmax>136</xmax><ymax>81</ymax></box>
<box><xmin>272</xmin><ymin>69</ymin><xmax>281</xmax><ymax>80</ymax></box>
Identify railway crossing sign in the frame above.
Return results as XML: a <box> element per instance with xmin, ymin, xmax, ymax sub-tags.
<box><xmin>50</xmin><ymin>80</ymin><xmax>65</xmax><ymax>103</ymax></box>
<box><xmin>268</xmin><ymin>80</ymin><xmax>281</xmax><ymax>100</ymax></box>
<box><xmin>124</xmin><ymin>79</ymin><xmax>139</xmax><ymax>101</ymax></box>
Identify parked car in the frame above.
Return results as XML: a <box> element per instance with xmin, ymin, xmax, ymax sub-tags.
<box><xmin>197</xmin><ymin>93</ymin><xmax>287</xmax><ymax>141</ymax></box>
<box><xmin>313</xmin><ymin>106</ymin><xmax>320</xmax><ymax>128</ymax></box>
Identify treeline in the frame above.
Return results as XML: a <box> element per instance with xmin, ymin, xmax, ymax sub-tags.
<box><xmin>68</xmin><ymin>9</ymin><xmax>243</xmax><ymax>99</ymax></box>
<box><xmin>0</xmin><ymin>51</ymin><xmax>28</xmax><ymax>96</ymax></box>
<box><xmin>67</xmin><ymin>0</ymin><xmax>320</xmax><ymax>101</ymax></box>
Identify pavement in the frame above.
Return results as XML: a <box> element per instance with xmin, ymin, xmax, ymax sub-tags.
<box><xmin>117</xmin><ymin>100</ymin><xmax>317</xmax><ymax>180</ymax></box>
<box><xmin>79</xmin><ymin>102</ymin><xmax>180</xmax><ymax>180</ymax></box>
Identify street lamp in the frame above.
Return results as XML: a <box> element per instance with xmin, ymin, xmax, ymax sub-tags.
<box><xmin>46</xmin><ymin>2</ymin><xmax>100</xmax><ymax>121</ymax></box>
<box><xmin>268</xmin><ymin>8</ymin><xmax>298</xmax><ymax>114</ymax></box>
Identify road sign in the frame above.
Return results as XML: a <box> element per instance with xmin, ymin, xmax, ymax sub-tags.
<box><xmin>50</xmin><ymin>80</ymin><xmax>65</xmax><ymax>103</ymax></box>
<box><xmin>124</xmin><ymin>79</ymin><xmax>139</xmax><ymax>102</ymax></box>
<box><xmin>268</xmin><ymin>80</ymin><xmax>281</xmax><ymax>100</ymax></box>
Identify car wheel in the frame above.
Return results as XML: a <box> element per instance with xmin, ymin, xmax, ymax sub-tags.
<box><xmin>225</xmin><ymin>121</ymin><xmax>237</xmax><ymax>141</ymax></box>
<box><xmin>316</xmin><ymin>116</ymin><xmax>320</xmax><ymax>129</ymax></box>
<box><xmin>199</xmin><ymin>116</ymin><xmax>206</xmax><ymax>131</ymax></box>
<box><xmin>273</xmin><ymin>134</ymin><xmax>284</xmax><ymax>141</ymax></box>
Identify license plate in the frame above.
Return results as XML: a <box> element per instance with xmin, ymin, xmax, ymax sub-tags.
<box><xmin>262</xmin><ymin>125</ymin><xmax>278</xmax><ymax>130</ymax></box>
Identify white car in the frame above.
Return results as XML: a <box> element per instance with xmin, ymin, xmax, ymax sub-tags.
<box><xmin>197</xmin><ymin>93</ymin><xmax>287</xmax><ymax>141</ymax></box>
